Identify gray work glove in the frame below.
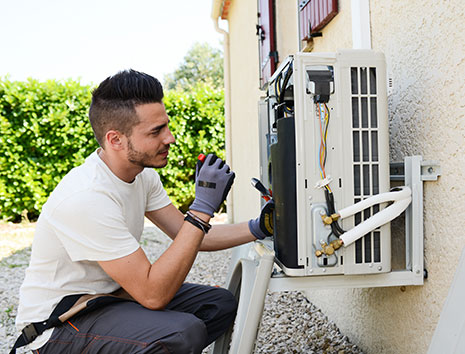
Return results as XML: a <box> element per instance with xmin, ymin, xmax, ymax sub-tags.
<box><xmin>189</xmin><ymin>154</ymin><xmax>235</xmax><ymax>217</ymax></box>
<box><xmin>248</xmin><ymin>199</ymin><xmax>275</xmax><ymax>240</ymax></box>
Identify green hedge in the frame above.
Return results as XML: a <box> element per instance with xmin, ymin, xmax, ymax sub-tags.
<box><xmin>0</xmin><ymin>79</ymin><xmax>225</xmax><ymax>221</ymax></box>
<box><xmin>0</xmin><ymin>79</ymin><xmax>97</xmax><ymax>221</ymax></box>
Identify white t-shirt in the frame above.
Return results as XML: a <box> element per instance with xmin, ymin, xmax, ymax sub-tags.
<box><xmin>15</xmin><ymin>150</ymin><xmax>171</xmax><ymax>349</ymax></box>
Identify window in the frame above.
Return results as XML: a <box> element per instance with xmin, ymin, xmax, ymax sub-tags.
<box><xmin>299</xmin><ymin>0</ymin><xmax>338</xmax><ymax>42</ymax></box>
<box><xmin>257</xmin><ymin>0</ymin><xmax>277</xmax><ymax>89</ymax></box>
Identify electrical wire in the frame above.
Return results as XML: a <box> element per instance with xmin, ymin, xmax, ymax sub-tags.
<box><xmin>279</xmin><ymin>62</ymin><xmax>293</xmax><ymax>104</ymax></box>
<box><xmin>316</xmin><ymin>102</ymin><xmax>345</xmax><ymax>237</ymax></box>
<box><xmin>317</xmin><ymin>103</ymin><xmax>331</xmax><ymax>192</ymax></box>
<box><xmin>275</xmin><ymin>62</ymin><xmax>294</xmax><ymax>116</ymax></box>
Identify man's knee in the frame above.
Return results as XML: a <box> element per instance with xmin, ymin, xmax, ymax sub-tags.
<box><xmin>154</xmin><ymin>313</ymin><xmax>207</xmax><ymax>354</ymax></box>
<box><xmin>213</xmin><ymin>287</ymin><xmax>238</xmax><ymax>320</ymax></box>
<box><xmin>199</xmin><ymin>287</ymin><xmax>238</xmax><ymax>345</ymax></box>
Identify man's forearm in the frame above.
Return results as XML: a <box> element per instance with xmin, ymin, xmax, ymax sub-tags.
<box><xmin>99</xmin><ymin>211</ymin><xmax>211</xmax><ymax>311</ymax></box>
<box><xmin>199</xmin><ymin>222</ymin><xmax>255</xmax><ymax>251</ymax></box>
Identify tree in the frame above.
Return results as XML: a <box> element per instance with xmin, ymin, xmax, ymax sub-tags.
<box><xmin>164</xmin><ymin>42</ymin><xmax>223</xmax><ymax>90</ymax></box>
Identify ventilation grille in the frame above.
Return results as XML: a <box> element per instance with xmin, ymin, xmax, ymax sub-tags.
<box><xmin>350</xmin><ymin>67</ymin><xmax>381</xmax><ymax>264</ymax></box>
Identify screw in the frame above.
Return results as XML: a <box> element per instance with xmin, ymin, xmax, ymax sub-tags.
<box><xmin>428</xmin><ymin>167</ymin><xmax>434</xmax><ymax>174</ymax></box>
<box><xmin>378</xmin><ymin>266</ymin><xmax>382</xmax><ymax>271</ymax></box>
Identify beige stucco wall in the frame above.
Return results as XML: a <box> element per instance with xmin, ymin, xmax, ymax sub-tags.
<box><xmin>226</xmin><ymin>0</ymin><xmax>298</xmax><ymax>222</ymax></box>
<box><xmin>305</xmin><ymin>0</ymin><xmax>352</xmax><ymax>51</ymax></box>
<box><xmin>302</xmin><ymin>1</ymin><xmax>465</xmax><ymax>353</ymax></box>
<box><xmin>221</xmin><ymin>0</ymin><xmax>465</xmax><ymax>352</ymax></box>
<box><xmin>226</xmin><ymin>0</ymin><xmax>261</xmax><ymax>222</ymax></box>
<box><xmin>275</xmin><ymin>0</ymin><xmax>299</xmax><ymax>63</ymax></box>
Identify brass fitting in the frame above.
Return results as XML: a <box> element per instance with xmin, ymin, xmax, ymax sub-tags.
<box><xmin>315</xmin><ymin>239</ymin><xmax>343</xmax><ymax>257</ymax></box>
<box><xmin>321</xmin><ymin>213</ymin><xmax>341</xmax><ymax>225</ymax></box>
<box><xmin>321</xmin><ymin>215</ymin><xmax>333</xmax><ymax>225</ymax></box>
<box><xmin>323</xmin><ymin>244</ymin><xmax>335</xmax><ymax>256</ymax></box>
<box><xmin>330</xmin><ymin>239</ymin><xmax>343</xmax><ymax>250</ymax></box>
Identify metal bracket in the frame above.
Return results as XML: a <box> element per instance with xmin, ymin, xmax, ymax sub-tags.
<box><xmin>390</xmin><ymin>160</ymin><xmax>441</xmax><ymax>182</ymax></box>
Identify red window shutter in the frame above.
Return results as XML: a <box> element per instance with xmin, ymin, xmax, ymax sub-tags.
<box><xmin>257</xmin><ymin>0</ymin><xmax>277</xmax><ymax>89</ymax></box>
<box><xmin>299</xmin><ymin>0</ymin><xmax>338</xmax><ymax>41</ymax></box>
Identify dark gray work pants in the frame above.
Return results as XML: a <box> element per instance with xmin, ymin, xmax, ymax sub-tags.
<box><xmin>33</xmin><ymin>283</ymin><xmax>237</xmax><ymax>354</ymax></box>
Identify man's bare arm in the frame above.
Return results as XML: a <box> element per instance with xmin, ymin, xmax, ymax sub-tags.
<box><xmin>98</xmin><ymin>210</ymin><xmax>209</xmax><ymax>310</ymax></box>
<box><xmin>145</xmin><ymin>204</ymin><xmax>256</xmax><ymax>251</ymax></box>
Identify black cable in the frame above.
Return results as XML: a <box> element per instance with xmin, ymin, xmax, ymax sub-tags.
<box><xmin>324</xmin><ymin>189</ymin><xmax>345</xmax><ymax>237</ymax></box>
<box><xmin>278</xmin><ymin>62</ymin><xmax>293</xmax><ymax>106</ymax></box>
<box><xmin>274</xmin><ymin>72</ymin><xmax>282</xmax><ymax>99</ymax></box>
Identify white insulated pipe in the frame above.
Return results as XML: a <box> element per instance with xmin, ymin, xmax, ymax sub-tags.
<box><xmin>339</xmin><ymin>187</ymin><xmax>412</xmax><ymax>247</ymax></box>
<box><xmin>339</xmin><ymin>186</ymin><xmax>411</xmax><ymax>219</ymax></box>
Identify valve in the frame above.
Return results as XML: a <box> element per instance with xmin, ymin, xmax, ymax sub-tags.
<box><xmin>315</xmin><ymin>239</ymin><xmax>343</xmax><ymax>257</ymax></box>
<box><xmin>321</xmin><ymin>213</ymin><xmax>341</xmax><ymax>225</ymax></box>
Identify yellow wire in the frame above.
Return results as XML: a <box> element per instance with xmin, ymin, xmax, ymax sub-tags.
<box><xmin>317</xmin><ymin>103</ymin><xmax>332</xmax><ymax>193</ymax></box>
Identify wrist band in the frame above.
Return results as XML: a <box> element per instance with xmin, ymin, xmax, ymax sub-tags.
<box><xmin>187</xmin><ymin>211</ymin><xmax>212</xmax><ymax>230</ymax></box>
<box><xmin>185</xmin><ymin>211</ymin><xmax>212</xmax><ymax>234</ymax></box>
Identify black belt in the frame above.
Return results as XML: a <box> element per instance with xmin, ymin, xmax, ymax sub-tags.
<box><xmin>10</xmin><ymin>290</ymin><xmax>134</xmax><ymax>354</ymax></box>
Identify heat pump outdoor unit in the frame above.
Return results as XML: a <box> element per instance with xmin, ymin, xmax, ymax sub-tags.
<box><xmin>259</xmin><ymin>50</ymin><xmax>392</xmax><ymax>276</ymax></box>
<box><xmin>211</xmin><ymin>50</ymin><xmax>434</xmax><ymax>354</ymax></box>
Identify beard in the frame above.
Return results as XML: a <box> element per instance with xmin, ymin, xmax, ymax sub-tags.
<box><xmin>127</xmin><ymin>139</ymin><xmax>169</xmax><ymax>168</ymax></box>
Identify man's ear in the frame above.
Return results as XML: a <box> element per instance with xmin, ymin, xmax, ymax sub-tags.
<box><xmin>104</xmin><ymin>130</ymin><xmax>125</xmax><ymax>151</ymax></box>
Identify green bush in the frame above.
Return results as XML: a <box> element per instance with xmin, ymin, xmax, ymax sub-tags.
<box><xmin>0</xmin><ymin>79</ymin><xmax>225</xmax><ymax>221</ymax></box>
<box><xmin>0</xmin><ymin>78</ymin><xmax>97</xmax><ymax>221</ymax></box>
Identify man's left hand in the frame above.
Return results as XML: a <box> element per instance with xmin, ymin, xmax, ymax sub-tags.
<box><xmin>248</xmin><ymin>199</ymin><xmax>275</xmax><ymax>240</ymax></box>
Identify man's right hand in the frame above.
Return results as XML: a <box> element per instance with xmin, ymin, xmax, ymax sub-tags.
<box><xmin>190</xmin><ymin>154</ymin><xmax>235</xmax><ymax>217</ymax></box>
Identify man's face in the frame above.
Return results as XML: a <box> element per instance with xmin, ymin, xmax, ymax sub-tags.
<box><xmin>126</xmin><ymin>102</ymin><xmax>175</xmax><ymax>168</ymax></box>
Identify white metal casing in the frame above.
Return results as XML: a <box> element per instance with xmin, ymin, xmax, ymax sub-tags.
<box><xmin>268</xmin><ymin>50</ymin><xmax>391</xmax><ymax>276</ymax></box>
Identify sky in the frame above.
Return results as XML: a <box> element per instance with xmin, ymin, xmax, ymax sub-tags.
<box><xmin>0</xmin><ymin>0</ymin><xmax>224</xmax><ymax>86</ymax></box>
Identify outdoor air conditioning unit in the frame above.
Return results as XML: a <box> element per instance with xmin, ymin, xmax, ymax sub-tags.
<box><xmin>212</xmin><ymin>49</ymin><xmax>434</xmax><ymax>354</ymax></box>
<box><xmin>259</xmin><ymin>50</ymin><xmax>392</xmax><ymax>276</ymax></box>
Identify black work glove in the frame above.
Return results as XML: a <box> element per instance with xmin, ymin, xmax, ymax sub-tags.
<box><xmin>248</xmin><ymin>199</ymin><xmax>275</xmax><ymax>240</ymax></box>
<box><xmin>189</xmin><ymin>154</ymin><xmax>235</xmax><ymax>217</ymax></box>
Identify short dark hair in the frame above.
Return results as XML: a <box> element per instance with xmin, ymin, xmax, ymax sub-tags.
<box><xmin>89</xmin><ymin>69</ymin><xmax>164</xmax><ymax>147</ymax></box>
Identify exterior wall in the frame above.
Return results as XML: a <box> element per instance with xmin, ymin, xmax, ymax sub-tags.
<box><xmin>304</xmin><ymin>0</ymin><xmax>352</xmax><ymax>51</ymax></box>
<box><xmin>222</xmin><ymin>0</ymin><xmax>465</xmax><ymax>352</ymax></box>
<box><xmin>226</xmin><ymin>0</ymin><xmax>299</xmax><ymax>222</ymax></box>
<box><xmin>303</xmin><ymin>1</ymin><xmax>465</xmax><ymax>353</ymax></box>
<box><xmin>226</xmin><ymin>0</ymin><xmax>262</xmax><ymax>222</ymax></box>
<box><xmin>275</xmin><ymin>1</ymin><xmax>299</xmax><ymax>63</ymax></box>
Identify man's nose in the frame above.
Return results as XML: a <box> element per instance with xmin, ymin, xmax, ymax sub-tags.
<box><xmin>164</xmin><ymin>129</ymin><xmax>175</xmax><ymax>145</ymax></box>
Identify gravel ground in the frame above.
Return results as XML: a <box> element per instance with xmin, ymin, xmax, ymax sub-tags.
<box><xmin>1</xmin><ymin>224</ymin><xmax>363</xmax><ymax>354</ymax></box>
